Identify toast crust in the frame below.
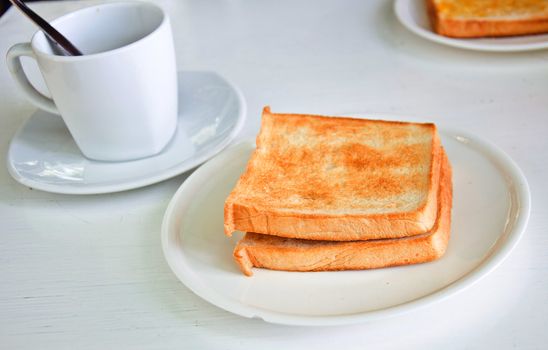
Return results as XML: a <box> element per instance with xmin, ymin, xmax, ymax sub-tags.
<box><xmin>233</xmin><ymin>151</ymin><xmax>452</xmax><ymax>276</ymax></box>
<box><xmin>224</xmin><ymin>107</ymin><xmax>442</xmax><ymax>241</ymax></box>
<box><xmin>427</xmin><ymin>0</ymin><xmax>548</xmax><ymax>38</ymax></box>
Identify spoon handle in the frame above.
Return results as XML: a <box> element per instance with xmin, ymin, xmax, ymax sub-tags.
<box><xmin>9</xmin><ymin>0</ymin><xmax>83</xmax><ymax>56</ymax></box>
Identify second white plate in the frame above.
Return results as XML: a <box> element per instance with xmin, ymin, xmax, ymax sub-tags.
<box><xmin>394</xmin><ymin>0</ymin><xmax>548</xmax><ymax>52</ymax></box>
<box><xmin>162</xmin><ymin>126</ymin><xmax>530</xmax><ymax>326</ymax></box>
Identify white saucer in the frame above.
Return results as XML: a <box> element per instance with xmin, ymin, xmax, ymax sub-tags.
<box><xmin>162</xmin><ymin>124</ymin><xmax>530</xmax><ymax>326</ymax></box>
<box><xmin>7</xmin><ymin>71</ymin><xmax>246</xmax><ymax>194</ymax></box>
<box><xmin>394</xmin><ymin>0</ymin><xmax>548</xmax><ymax>52</ymax></box>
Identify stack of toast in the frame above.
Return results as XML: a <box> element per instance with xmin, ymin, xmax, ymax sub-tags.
<box><xmin>427</xmin><ymin>0</ymin><xmax>548</xmax><ymax>38</ymax></box>
<box><xmin>224</xmin><ymin>107</ymin><xmax>452</xmax><ymax>276</ymax></box>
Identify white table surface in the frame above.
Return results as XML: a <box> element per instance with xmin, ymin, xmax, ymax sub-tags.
<box><xmin>1</xmin><ymin>1</ymin><xmax>547</xmax><ymax>349</ymax></box>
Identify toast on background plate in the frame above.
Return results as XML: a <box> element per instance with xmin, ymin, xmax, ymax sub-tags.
<box><xmin>427</xmin><ymin>0</ymin><xmax>548</xmax><ymax>38</ymax></box>
<box><xmin>224</xmin><ymin>107</ymin><xmax>442</xmax><ymax>241</ymax></box>
<box><xmin>233</xmin><ymin>151</ymin><xmax>452</xmax><ymax>276</ymax></box>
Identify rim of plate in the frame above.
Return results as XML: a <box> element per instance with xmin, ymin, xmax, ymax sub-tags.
<box><xmin>6</xmin><ymin>72</ymin><xmax>247</xmax><ymax>195</ymax></box>
<box><xmin>161</xmin><ymin>126</ymin><xmax>531</xmax><ymax>326</ymax></box>
<box><xmin>394</xmin><ymin>0</ymin><xmax>548</xmax><ymax>52</ymax></box>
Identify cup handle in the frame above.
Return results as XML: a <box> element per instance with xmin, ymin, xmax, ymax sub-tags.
<box><xmin>6</xmin><ymin>43</ymin><xmax>59</xmax><ymax>114</ymax></box>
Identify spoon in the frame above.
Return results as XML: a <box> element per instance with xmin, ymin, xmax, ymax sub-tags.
<box><xmin>9</xmin><ymin>0</ymin><xmax>83</xmax><ymax>56</ymax></box>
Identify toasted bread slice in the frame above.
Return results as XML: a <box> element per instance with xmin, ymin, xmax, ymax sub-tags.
<box><xmin>233</xmin><ymin>150</ymin><xmax>452</xmax><ymax>276</ymax></box>
<box><xmin>427</xmin><ymin>0</ymin><xmax>548</xmax><ymax>38</ymax></box>
<box><xmin>224</xmin><ymin>107</ymin><xmax>442</xmax><ymax>241</ymax></box>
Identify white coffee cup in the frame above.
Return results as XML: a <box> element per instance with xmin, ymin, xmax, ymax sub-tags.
<box><xmin>6</xmin><ymin>2</ymin><xmax>178</xmax><ymax>161</ymax></box>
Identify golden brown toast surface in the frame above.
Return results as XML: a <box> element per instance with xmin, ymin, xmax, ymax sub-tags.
<box><xmin>432</xmin><ymin>0</ymin><xmax>548</xmax><ymax>19</ymax></box>
<box><xmin>233</xmin><ymin>151</ymin><xmax>453</xmax><ymax>276</ymax></box>
<box><xmin>224</xmin><ymin>107</ymin><xmax>442</xmax><ymax>240</ymax></box>
<box><xmin>428</xmin><ymin>0</ymin><xmax>548</xmax><ymax>37</ymax></box>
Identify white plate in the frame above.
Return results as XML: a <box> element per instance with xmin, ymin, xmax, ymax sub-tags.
<box><xmin>394</xmin><ymin>0</ymin><xmax>548</xmax><ymax>52</ymax></box>
<box><xmin>7</xmin><ymin>71</ymin><xmax>246</xmax><ymax>194</ymax></box>
<box><xmin>161</xmin><ymin>127</ymin><xmax>530</xmax><ymax>326</ymax></box>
